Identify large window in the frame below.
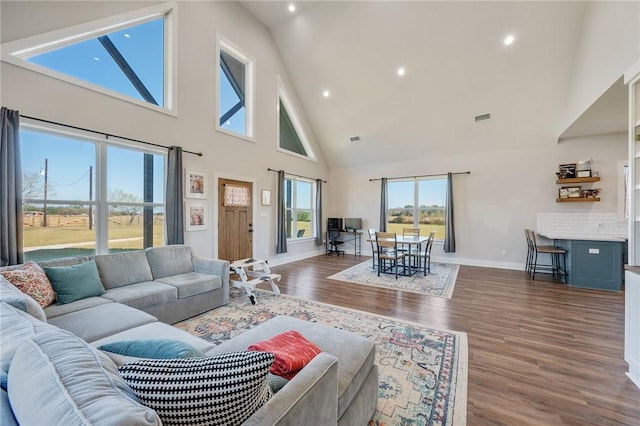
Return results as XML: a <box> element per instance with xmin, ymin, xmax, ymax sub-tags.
<box><xmin>1</xmin><ymin>3</ymin><xmax>176</xmax><ymax>113</ymax></box>
<box><xmin>284</xmin><ymin>176</ymin><xmax>315</xmax><ymax>239</ymax></box>
<box><xmin>217</xmin><ymin>39</ymin><xmax>254</xmax><ymax>139</ymax></box>
<box><xmin>387</xmin><ymin>178</ymin><xmax>447</xmax><ymax>239</ymax></box>
<box><xmin>277</xmin><ymin>78</ymin><xmax>314</xmax><ymax>160</ymax></box>
<box><xmin>21</xmin><ymin>125</ymin><xmax>165</xmax><ymax>261</ymax></box>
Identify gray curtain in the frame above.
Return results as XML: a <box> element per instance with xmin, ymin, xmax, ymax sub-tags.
<box><xmin>444</xmin><ymin>172</ymin><xmax>456</xmax><ymax>252</ymax></box>
<box><xmin>315</xmin><ymin>179</ymin><xmax>323</xmax><ymax>246</ymax></box>
<box><xmin>276</xmin><ymin>170</ymin><xmax>287</xmax><ymax>253</ymax></box>
<box><xmin>0</xmin><ymin>107</ymin><xmax>23</xmax><ymax>266</ymax></box>
<box><xmin>165</xmin><ymin>146</ymin><xmax>184</xmax><ymax>245</ymax></box>
<box><xmin>379</xmin><ymin>178</ymin><xmax>388</xmax><ymax>232</ymax></box>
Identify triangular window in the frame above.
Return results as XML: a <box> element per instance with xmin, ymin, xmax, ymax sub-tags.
<box><xmin>277</xmin><ymin>79</ymin><xmax>314</xmax><ymax>160</ymax></box>
<box><xmin>1</xmin><ymin>3</ymin><xmax>175</xmax><ymax>112</ymax></box>
<box><xmin>280</xmin><ymin>101</ymin><xmax>307</xmax><ymax>156</ymax></box>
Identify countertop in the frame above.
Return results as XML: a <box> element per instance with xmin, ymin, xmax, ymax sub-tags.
<box><xmin>538</xmin><ymin>232</ymin><xmax>627</xmax><ymax>243</ymax></box>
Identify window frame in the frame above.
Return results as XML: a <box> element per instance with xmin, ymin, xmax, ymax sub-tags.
<box><xmin>277</xmin><ymin>77</ymin><xmax>316</xmax><ymax>161</ymax></box>
<box><xmin>387</xmin><ymin>177</ymin><xmax>447</xmax><ymax>239</ymax></box>
<box><xmin>285</xmin><ymin>175</ymin><xmax>316</xmax><ymax>240</ymax></box>
<box><xmin>0</xmin><ymin>2</ymin><xmax>178</xmax><ymax>116</ymax></box>
<box><xmin>215</xmin><ymin>36</ymin><xmax>255</xmax><ymax>142</ymax></box>
<box><xmin>20</xmin><ymin>120</ymin><xmax>167</xmax><ymax>256</ymax></box>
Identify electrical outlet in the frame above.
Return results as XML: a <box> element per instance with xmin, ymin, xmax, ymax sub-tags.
<box><xmin>501</xmin><ymin>249</ymin><xmax>507</xmax><ymax>256</ymax></box>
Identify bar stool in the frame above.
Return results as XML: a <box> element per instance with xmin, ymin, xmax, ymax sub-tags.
<box><xmin>527</xmin><ymin>229</ymin><xmax>567</xmax><ymax>282</ymax></box>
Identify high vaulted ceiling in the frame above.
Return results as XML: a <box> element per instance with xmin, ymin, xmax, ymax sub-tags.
<box><xmin>240</xmin><ymin>1</ymin><xmax>624</xmax><ymax>169</ymax></box>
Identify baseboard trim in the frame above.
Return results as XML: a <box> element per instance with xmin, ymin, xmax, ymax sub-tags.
<box><xmin>267</xmin><ymin>250</ymin><xmax>525</xmax><ymax>272</ymax></box>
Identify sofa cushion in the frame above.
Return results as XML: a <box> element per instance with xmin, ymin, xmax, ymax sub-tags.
<box><xmin>98</xmin><ymin>339</ymin><xmax>204</xmax><ymax>360</ymax></box>
<box><xmin>0</xmin><ymin>302</ymin><xmax>59</xmax><ymax>389</ymax></box>
<box><xmin>94</xmin><ymin>251</ymin><xmax>154</xmax><ymax>289</ymax></box>
<box><xmin>44</xmin><ymin>296</ymin><xmax>112</xmax><ymax>319</ymax></box>
<box><xmin>7</xmin><ymin>330</ymin><xmax>161</xmax><ymax>426</ymax></box>
<box><xmin>208</xmin><ymin>315</ymin><xmax>376</xmax><ymax>420</ymax></box>
<box><xmin>44</xmin><ymin>260</ymin><xmax>105</xmax><ymax>304</ymax></box>
<box><xmin>47</xmin><ymin>302</ymin><xmax>157</xmax><ymax>343</ymax></box>
<box><xmin>0</xmin><ymin>261</ymin><xmax>55</xmax><ymax>308</ymax></box>
<box><xmin>119</xmin><ymin>351</ymin><xmax>275</xmax><ymax>426</ymax></box>
<box><xmin>0</xmin><ymin>275</ymin><xmax>47</xmax><ymax>322</ymax></box>
<box><xmin>146</xmin><ymin>245</ymin><xmax>194</xmax><ymax>279</ymax></box>
<box><xmin>156</xmin><ymin>272</ymin><xmax>222</xmax><ymax>298</ymax></box>
<box><xmin>0</xmin><ymin>389</ymin><xmax>17</xmax><ymax>426</ymax></box>
<box><xmin>101</xmin><ymin>281</ymin><xmax>177</xmax><ymax>310</ymax></box>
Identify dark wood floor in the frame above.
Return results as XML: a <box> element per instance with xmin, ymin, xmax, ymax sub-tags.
<box><xmin>267</xmin><ymin>254</ymin><xmax>640</xmax><ymax>426</ymax></box>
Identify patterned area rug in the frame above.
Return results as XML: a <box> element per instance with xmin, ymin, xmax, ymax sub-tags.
<box><xmin>328</xmin><ymin>260</ymin><xmax>460</xmax><ymax>299</ymax></box>
<box><xmin>175</xmin><ymin>287</ymin><xmax>468</xmax><ymax>426</ymax></box>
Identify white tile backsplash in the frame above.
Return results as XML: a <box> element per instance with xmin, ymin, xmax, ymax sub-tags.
<box><xmin>537</xmin><ymin>212</ymin><xmax>627</xmax><ymax>239</ymax></box>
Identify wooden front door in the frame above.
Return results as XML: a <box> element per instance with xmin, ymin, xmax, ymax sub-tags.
<box><xmin>218</xmin><ymin>178</ymin><xmax>253</xmax><ymax>261</ymax></box>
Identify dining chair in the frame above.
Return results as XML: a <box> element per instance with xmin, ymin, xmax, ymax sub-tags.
<box><xmin>524</xmin><ymin>228</ymin><xmax>534</xmax><ymax>274</ymax></box>
<box><xmin>367</xmin><ymin>228</ymin><xmax>378</xmax><ymax>269</ymax></box>
<box><xmin>375</xmin><ymin>232</ymin><xmax>407</xmax><ymax>279</ymax></box>
<box><xmin>409</xmin><ymin>231</ymin><xmax>436</xmax><ymax>275</ymax></box>
<box><xmin>527</xmin><ymin>229</ymin><xmax>566</xmax><ymax>282</ymax></box>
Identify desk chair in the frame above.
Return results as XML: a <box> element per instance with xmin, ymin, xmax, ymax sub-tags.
<box><xmin>376</xmin><ymin>232</ymin><xmax>407</xmax><ymax>279</ymax></box>
<box><xmin>408</xmin><ymin>231</ymin><xmax>436</xmax><ymax>275</ymax></box>
<box><xmin>526</xmin><ymin>229</ymin><xmax>566</xmax><ymax>282</ymax></box>
<box><xmin>367</xmin><ymin>229</ymin><xmax>378</xmax><ymax>269</ymax></box>
<box><xmin>327</xmin><ymin>230</ymin><xmax>345</xmax><ymax>256</ymax></box>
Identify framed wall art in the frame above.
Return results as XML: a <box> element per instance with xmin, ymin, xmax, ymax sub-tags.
<box><xmin>185</xmin><ymin>169</ymin><xmax>207</xmax><ymax>199</ymax></box>
<box><xmin>186</xmin><ymin>201</ymin><xmax>208</xmax><ymax>231</ymax></box>
<box><xmin>261</xmin><ymin>189</ymin><xmax>271</xmax><ymax>206</ymax></box>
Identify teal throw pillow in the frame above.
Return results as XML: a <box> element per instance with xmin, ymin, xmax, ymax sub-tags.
<box><xmin>44</xmin><ymin>260</ymin><xmax>105</xmax><ymax>304</ymax></box>
<box><xmin>99</xmin><ymin>339</ymin><xmax>204</xmax><ymax>359</ymax></box>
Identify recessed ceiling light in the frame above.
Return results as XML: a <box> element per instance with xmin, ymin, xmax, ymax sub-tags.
<box><xmin>504</xmin><ymin>35</ymin><xmax>515</xmax><ymax>45</ymax></box>
<box><xmin>124</xmin><ymin>33</ymin><xmax>131</xmax><ymax>39</ymax></box>
<box><xmin>93</xmin><ymin>57</ymin><xmax>100</xmax><ymax>61</ymax></box>
<box><xmin>397</xmin><ymin>67</ymin><xmax>406</xmax><ymax>77</ymax></box>
<box><xmin>288</xmin><ymin>4</ymin><xmax>296</xmax><ymax>12</ymax></box>
<box><xmin>322</xmin><ymin>90</ymin><xmax>330</xmax><ymax>98</ymax></box>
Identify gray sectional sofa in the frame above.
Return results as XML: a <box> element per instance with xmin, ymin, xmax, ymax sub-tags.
<box><xmin>0</xmin><ymin>245</ymin><xmax>378</xmax><ymax>425</ymax></box>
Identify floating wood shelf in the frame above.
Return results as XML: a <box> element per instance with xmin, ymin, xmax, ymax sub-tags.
<box><xmin>556</xmin><ymin>197</ymin><xmax>600</xmax><ymax>203</ymax></box>
<box><xmin>556</xmin><ymin>177</ymin><xmax>601</xmax><ymax>184</ymax></box>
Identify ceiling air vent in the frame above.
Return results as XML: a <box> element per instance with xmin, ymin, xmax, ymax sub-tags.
<box><xmin>475</xmin><ymin>113</ymin><xmax>491</xmax><ymax>122</ymax></box>
<box><xmin>349</xmin><ymin>136</ymin><xmax>361</xmax><ymax>142</ymax></box>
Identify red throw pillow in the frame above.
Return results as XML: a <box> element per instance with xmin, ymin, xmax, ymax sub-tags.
<box><xmin>1</xmin><ymin>261</ymin><xmax>56</xmax><ymax>308</ymax></box>
<box><xmin>248</xmin><ymin>330</ymin><xmax>321</xmax><ymax>380</ymax></box>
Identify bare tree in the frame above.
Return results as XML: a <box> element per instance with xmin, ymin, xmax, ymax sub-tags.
<box><xmin>22</xmin><ymin>171</ymin><xmax>56</xmax><ymax>200</ymax></box>
<box><xmin>109</xmin><ymin>189</ymin><xmax>141</xmax><ymax>225</ymax></box>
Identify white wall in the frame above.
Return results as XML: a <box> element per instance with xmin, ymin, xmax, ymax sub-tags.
<box><xmin>331</xmin><ymin>132</ymin><xmax>627</xmax><ymax>270</ymax></box>
<box><xmin>558</xmin><ymin>0</ymin><xmax>640</xmax><ymax>135</ymax></box>
<box><xmin>0</xmin><ymin>1</ymin><xmax>330</xmax><ymax>263</ymax></box>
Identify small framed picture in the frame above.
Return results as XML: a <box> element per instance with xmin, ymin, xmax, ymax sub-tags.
<box><xmin>559</xmin><ymin>187</ymin><xmax>569</xmax><ymax>199</ymax></box>
<box><xmin>261</xmin><ymin>189</ymin><xmax>271</xmax><ymax>206</ymax></box>
<box><xmin>186</xmin><ymin>201</ymin><xmax>208</xmax><ymax>231</ymax></box>
<box><xmin>577</xmin><ymin>170</ymin><xmax>591</xmax><ymax>178</ymax></box>
<box><xmin>185</xmin><ymin>169</ymin><xmax>207</xmax><ymax>199</ymax></box>
<box><xmin>566</xmin><ymin>186</ymin><xmax>581</xmax><ymax>198</ymax></box>
<box><xmin>558</xmin><ymin>163</ymin><xmax>577</xmax><ymax>179</ymax></box>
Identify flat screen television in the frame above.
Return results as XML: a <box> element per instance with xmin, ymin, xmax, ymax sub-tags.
<box><xmin>327</xmin><ymin>217</ymin><xmax>343</xmax><ymax>231</ymax></box>
<box><xmin>345</xmin><ymin>218</ymin><xmax>362</xmax><ymax>231</ymax></box>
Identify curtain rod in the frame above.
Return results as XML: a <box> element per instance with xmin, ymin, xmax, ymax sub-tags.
<box><xmin>267</xmin><ymin>168</ymin><xmax>327</xmax><ymax>183</ymax></box>
<box><xmin>369</xmin><ymin>171</ymin><xmax>470</xmax><ymax>181</ymax></box>
<box><xmin>21</xmin><ymin>114</ymin><xmax>203</xmax><ymax>157</ymax></box>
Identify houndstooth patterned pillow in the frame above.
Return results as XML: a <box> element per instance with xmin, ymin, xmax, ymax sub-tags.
<box><xmin>118</xmin><ymin>351</ymin><xmax>275</xmax><ymax>426</ymax></box>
